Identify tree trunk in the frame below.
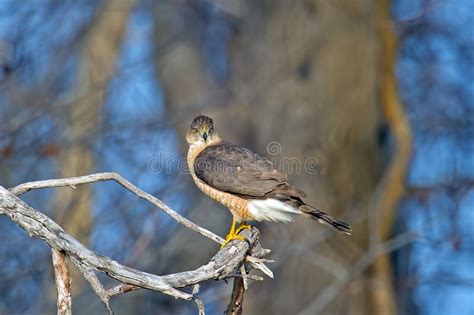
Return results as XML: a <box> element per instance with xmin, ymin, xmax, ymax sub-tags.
<box><xmin>152</xmin><ymin>1</ymin><xmax>407</xmax><ymax>314</ymax></box>
<box><xmin>369</xmin><ymin>1</ymin><xmax>412</xmax><ymax>315</ymax></box>
<box><xmin>225</xmin><ymin>1</ymin><xmax>382</xmax><ymax>314</ymax></box>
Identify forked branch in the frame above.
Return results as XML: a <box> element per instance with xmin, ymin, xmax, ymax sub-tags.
<box><xmin>1</xmin><ymin>173</ymin><xmax>271</xmax><ymax>314</ymax></box>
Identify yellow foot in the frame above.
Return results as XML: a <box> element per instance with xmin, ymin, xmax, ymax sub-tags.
<box><xmin>221</xmin><ymin>233</ymin><xmax>245</xmax><ymax>248</ymax></box>
<box><xmin>235</xmin><ymin>223</ymin><xmax>252</xmax><ymax>234</ymax></box>
<box><xmin>221</xmin><ymin>222</ymin><xmax>252</xmax><ymax>248</ymax></box>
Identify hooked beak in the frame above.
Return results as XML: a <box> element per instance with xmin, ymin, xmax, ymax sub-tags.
<box><xmin>202</xmin><ymin>132</ymin><xmax>208</xmax><ymax>141</ymax></box>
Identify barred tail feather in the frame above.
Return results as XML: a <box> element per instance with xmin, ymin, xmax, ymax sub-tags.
<box><xmin>300</xmin><ymin>204</ymin><xmax>352</xmax><ymax>235</ymax></box>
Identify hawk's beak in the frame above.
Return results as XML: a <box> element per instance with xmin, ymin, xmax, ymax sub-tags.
<box><xmin>202</xmin><ymin>132</ymin><xmax>208</xmax><ymax>141</ymax></box>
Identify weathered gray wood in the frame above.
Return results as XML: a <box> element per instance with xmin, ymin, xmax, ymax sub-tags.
<box><xmin>52</xmin><ymin>249</ymin><xmax>72</xmax><ymax>315</ymax></box>
<box><xmin>10</xmin><ymin>172</ymin><xmax>224</xmax><ymax>244</ymax></box>
<box><xmin>0</xmin><ymin>185</ymin><xmax>265</xmax><ymax>305</ymax></box>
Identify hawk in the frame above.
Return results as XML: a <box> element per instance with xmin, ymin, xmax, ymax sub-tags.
<box><xmin>186</xmin><ymin>115</ymin><xmax>351</xmax><ymax>246</ymax></box>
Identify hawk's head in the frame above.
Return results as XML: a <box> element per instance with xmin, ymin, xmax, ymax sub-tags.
<box><xmin>186</xmin><ymin>115</ymin><xmax>219</xmax><ymax>145</ymax></box>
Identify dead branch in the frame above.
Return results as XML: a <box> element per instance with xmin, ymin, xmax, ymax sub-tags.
<box><xmin>0</xmin><ymin>173</ymin><xmax>271</xmax><ymax>314</ymax></box>
<box><xmin>225</xmin><ymin>276</ymin><xmax>245</xmax><ymax>315</ymax></box>
<box><xmin>51</xmin><ymin>249</ymin><xmax>72</xmax><ymax>315</ymax></box>
<box><xmin>193</xmin><ymin>284</ymin><xmax>206</xmax><ymax>315</ymax></box>
<box><xmin>71</xmin><ymin>257</ymin><xmax>118</xmax><ymax>315</ymax></box>
<box><xmin>10</xmin><ymin>172</ymin><xmax>224</xmax><ymax>244</ymax></box>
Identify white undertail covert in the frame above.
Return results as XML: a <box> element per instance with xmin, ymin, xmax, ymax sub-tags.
<box><xmin>248</xmin><ymin>199</ymin><xmax>302</xmax><ymax>222</ymax></box>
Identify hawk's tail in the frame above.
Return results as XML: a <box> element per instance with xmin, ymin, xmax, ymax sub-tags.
<box><xmin>299</xmin><ymin>204</ymin><xmax>352</xmax><ymax>235</ymax></box>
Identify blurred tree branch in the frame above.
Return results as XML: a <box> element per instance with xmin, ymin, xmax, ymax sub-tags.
<box><xmin>369</xmin><ymin>1</ymin><xmax>413</xmax><ymax>315</ymax></box>
<box><xmin>54</xmin><ymin>0</ymin><xmax>135</xmax><ymax>243</ymax></box>
<box><xmin>1</xmin><ymin>173</ymin><xmax>272</xmax><ymax>314</ymax></box>
<box><xmin>299</xmin><ymin>231</ymin><xmax>417</xmax><ymax>315</ymax></box>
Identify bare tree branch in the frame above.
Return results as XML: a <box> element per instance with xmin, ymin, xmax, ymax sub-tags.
<box><xmin>193</xmin><ymin>284</ymin><xmax>206</xmax><ymax>315</ymax></box>
<box><xmin>51</xmin><ymin>249</ymin><xmax>72</xmax><ymax>315</ymax></box>
<box><xmin>71</xmin><ymin>257</ymin><xmax>117</xmax><ymax>315</ymax></box>
<box><xmin>10</xmin><ymin>172</ymin><xmax>224</xmax><ymax>244</ymax></box>
<box><xmin>298</xmin><ymin>232</ymin><xmax>417</xmax><ymax>315</ymax></box>
<box><xmin>0</xmin><ymin>185</ymin><xmax>191</xmax><ymax>299</ymax></box>
<box><xmin>1</xmin><ymin>173</ymin><xmax>271</xmax><ymax>313</ymax></box>
<box><xmin>225</xmin><ymin>254</ymin><xmax>256</xmax><ymax>314</ymax></box>
<box><xmin>225</xmin><ymin>276</ymin><xmax>245</xmax><ymax>315</ymax></box>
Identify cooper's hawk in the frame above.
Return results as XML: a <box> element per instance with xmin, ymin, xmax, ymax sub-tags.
<box><xmin>187</xmin><ymin>115</ymin><xmax>351</xmax><ymax>246</ymax></box>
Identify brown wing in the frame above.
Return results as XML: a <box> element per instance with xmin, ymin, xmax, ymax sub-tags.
<box><xmin>194</xmin><ymin>142</ymin><xmax>306</xmax><ymax>199</ymax></box>
<box><xmin>193</xmin><ymin>143</ymin><xmax>354</xmax><ymax>234</ymax></box>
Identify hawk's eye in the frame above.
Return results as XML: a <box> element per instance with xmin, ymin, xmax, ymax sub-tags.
<box><xmin>192</xmin><ymin>129</ymin><xmax>198</xmax><ymax>134</ymax></box>
<box><xmin>209</xmin><ymin>127</ymin><xmax>214</xmax><ymax>134</ymax></box>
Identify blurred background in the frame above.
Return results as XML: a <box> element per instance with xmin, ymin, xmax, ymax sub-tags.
<box><xmin>0</xmin><ymin>0</ymin><xmax>473</xmax><ymax>314</ymax></box>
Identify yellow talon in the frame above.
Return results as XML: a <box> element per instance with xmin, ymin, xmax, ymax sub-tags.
<box><xmin>221</xmin><ymin>219</ymin><xmax>252</xmax><ymax>248</ymax></box>
<box><xmin>236</xmin><ymin>223</ymin><xmax>252</xmax><ymax>234</ymax></box>
<box><xmin>221</xmin><ymin>234</ymin><xmax>245</xmax><ymax>248</ymax></box>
